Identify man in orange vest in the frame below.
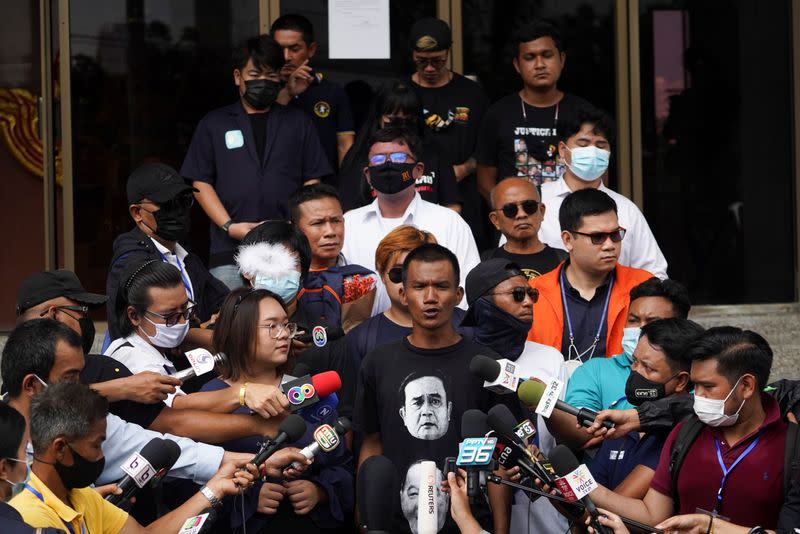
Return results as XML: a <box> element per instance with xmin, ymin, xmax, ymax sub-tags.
<box><xmin>528</xmin><ymin>188</ymin><xmax>653</xmax><ymax>376</ymax></box>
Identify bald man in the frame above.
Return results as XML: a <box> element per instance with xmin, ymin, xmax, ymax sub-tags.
<box><xmin>482</xmin><ymin>178</ymin><xmax>566</xmax><ymax>279</ymax></box>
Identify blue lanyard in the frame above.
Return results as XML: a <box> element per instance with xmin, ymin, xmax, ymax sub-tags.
<box><xmin>560</xmin><ymin>268</ymin><xmax>614</xmax><ymax>361</ymax></box>
<box><xmin>25</xmin><ymin>484</ymin><xmax>88</xmax><ymax>534</ymax></box>
<box><xmin>158</xmin><ymin>251</ymin><xmax>194</xmax><ymax>301</ymax></box>
<box><xmin>609</xmin><ymin>395</ymin><xmax>627</xmax><ymax>409</ymax></box>
<box><xmin>713</xmin><ymin>431</ymin><xmax>763</xmax><ymax>513</ymax></box>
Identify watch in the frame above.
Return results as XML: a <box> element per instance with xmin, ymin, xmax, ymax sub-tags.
<box><xmin>220</xmin><ymin>219</ymin><xmax>233</xmax><ymax>235</ymax></box>
<box><xmin>200</xmin><ymin>485</ymin><xmax>223</xmax><ymax>508</ymax></box>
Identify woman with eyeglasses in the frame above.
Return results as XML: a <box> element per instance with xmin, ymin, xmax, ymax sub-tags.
<box><xmin>337</xmin><ymin>81</ymin><xmax>461</xmax><ymax>212</ymax></box>
<box><xmin>345</xmin><ymin>225</ymin><xmax>473</xmax><ymax>372</ymax></box>
<box><xmin>200</xmin><ymin>287</ymin><xmax>354</xmax><ymax>534</ymax></box>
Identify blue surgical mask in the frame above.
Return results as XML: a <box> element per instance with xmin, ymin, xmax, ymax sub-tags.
<box><xmin>621</xmin><ymin>327</ymin><xmax>641</xmax><ymax>360</ymax></box>
<box><xmin>2</xmin><ymin>458</ymin><xmax>30</xmax><ymax>498</ymax></box>
<box><xmin>254</xmin><ymin>271</ymin><xmax>301</xmax><ymax>304</ymax></box>
<box><xmin>565</xmin><ymin>145</ymin><xmax>610</xmax><ymax>182</ymax></box>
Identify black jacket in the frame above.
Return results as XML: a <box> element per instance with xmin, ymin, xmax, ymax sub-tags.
<box><xmin>106</xmin><ymin>227</ymin><xmax>229</xmax><ymax>340</ymax></box>
<box><xmin>0</xmin><ymin>501</ymin><xmax>64</xmax><ymax>534</ymax></box>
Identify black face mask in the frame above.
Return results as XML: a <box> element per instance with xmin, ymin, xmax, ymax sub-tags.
<box><xmin>368</xmin><ymin>162</ymin><xmax>418</xmax><ymax>194</ymax></box>
<box><xmin>472</xmin><ymin>297</ymin><xmax>531</xmax><ymax>361</ymax></box>
<box><xmin>243</xmin><ymin>79</ymin><xmax>281</xmax><ymax>110</ymax></box>
<box><xmin>78</xmin><ymin>317</ymin><xmax>96</xmax><ymax>355</ymax></box>
<box><xmin>625</xmin><ymin>370</ymin><xmax>676</xmax><ymax>406</ymax></box>
<box><xmin>152</xmin><ymin>206</ymin><xmax>191</xmax><ymax>242</ymax></box>
<box><xmin>54</xmin><ymin>445</ymin><xmax>105</xmax><ymax>489</ymax></box>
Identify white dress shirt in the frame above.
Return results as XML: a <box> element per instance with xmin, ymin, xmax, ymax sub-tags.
<box><xmin>342</xmin><ymin>192</ymin><xmax>480</xmax><ymax>312</ymax></box>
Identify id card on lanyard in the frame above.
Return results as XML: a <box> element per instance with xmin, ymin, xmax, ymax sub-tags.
<box><xmin>25</xmin><ymin>484</ymin><xmax>88</xmax><ymax>534</ymax></box>
<box><xmin>701</xmin><ymin>431</ymin><xmax>763</xmax><ymax>518</ymax></box>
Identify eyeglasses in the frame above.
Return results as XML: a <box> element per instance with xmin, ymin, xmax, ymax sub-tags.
<box><xmin>387</xmin><ymin>266</ymin><xmax>403</xmax><ymax>284</ymax></box>
<box><xmin>259</xmin><ymin>322</ymin><xmax>298</xmax><ymax>339</ymax></box>
<box><xmin>368</xmin><ymin>152</ymin><xmax>416</xmax><ymax>166</ymax></box>
<box><xmin>488</xmin><ymin>286</ymin><xmax>539</xmax><ymax>303</ymax></box>
<box><xmin>414</xmin><ymin>57</ymin><xmax>447</xmax><ymax>69</ymax></box>
<box><xmin>145</xmin><ymin>301</ymin><xmax>196</xmax><ymax>327</ymax></box>
<box><xmin>571</xmin><ymin>228</ymin><xmax>627</xmax><ymax>245</ymax></box>
<box><xmin>496</xmin><ymin>200</ymin><xmax>540</xmax><ymax>218</ymax></box>
<box><xmin>41</xmin><ymin>305</ymin><xmax>90</xmax><ymax>320</ymax></box>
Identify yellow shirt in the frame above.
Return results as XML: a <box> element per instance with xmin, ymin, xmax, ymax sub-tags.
<box><xmin>9</xmin><ymin>472</ymin><xmax>129</xmax><ymax>534</ymax></box>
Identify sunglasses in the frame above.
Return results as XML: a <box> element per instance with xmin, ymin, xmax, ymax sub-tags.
<box><xmin>369</xmin><ymin>152</ymin><xmax>416</xmax><ymax>166</ymax></box>
<box><xmin>145</xmin><ymin>300</ymin><xmax>196</xmax><ymax>327</ymax></box>
<box><xmin>571</xmin><ymin>228</ymin><xmax>626</xmax><ymax>245</ymax></box>
<box><xmin>414</xmin><ymin>57</ymin><xmax>447</xmax><ymax>69</ymax></box>
<box><xmin>488</xmin><ymin>286</ymin><xmax>539</xmax><ymax>303</ymax></box>
<box><xmin>40</xmin><ymin>305</ymin><xmax>90</xmax><ymax>320</ymax></box>
<box><xmin>497</xmin><ymin>200</ymin><xmax>539</xmax><ymax>218</ymax></box>
<box><xmin>387</xmin><ymin>266</ymin><xmax>403</xmax><ymax>284</ymax></box>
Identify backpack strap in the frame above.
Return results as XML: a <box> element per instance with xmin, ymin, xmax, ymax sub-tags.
<box><xmin>668</xmin><ymin>415</ymin><xmax>705</xmax><ymax>513</ymax></box>
<box><xmin>784</xmin><ymin>421</ymin><xmax>800</xmax><ymax>494</ymax></box>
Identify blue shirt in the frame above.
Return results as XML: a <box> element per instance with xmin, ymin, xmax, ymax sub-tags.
<box><xmin>181</xmin><ymin>101</ymin><xmax>332</xmax><ymax>266</ymax></box>
<box><xmin>565</xmin><ymin>353</ymin><xmax>634</xmax><ymax>412</ymax></box>
<box><xmin>590</xmin><ymin>431</ymin><xmax>664</xmax><ymax>490</ymax></box>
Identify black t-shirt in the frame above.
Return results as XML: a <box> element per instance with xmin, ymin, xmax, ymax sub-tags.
<box><xmin>248</xmin><ymin>112</ymin><xmax>268</xmax><ymax>164</ymax></box>
<box><xmin>481</xmin><ymin>245</ymin><xmax>566</xmax><ymax>280</ymax></box>
<box><xmin>410</xmin><ymin>73</ymin><xmax>489</xmax><ymax>165</ymax></box>
<box><xmin>476</xmin><ymin>93</ymin><xmax>593</xmax><ymax>186</ymax></box>
<box><xmin>354</xmin><ymin>336</ymin><xmax>496</xmax><ymax>534</ymax></box>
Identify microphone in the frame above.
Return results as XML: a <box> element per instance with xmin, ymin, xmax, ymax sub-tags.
<box><xmin>416</xmin><ymin>460</ymin><xmax>439</xmax><ymax>534</ymax></box>
<box><xmin>549</xmin><ymin>445</ymin><xmax>613</xmax><ymax>534</ymax></box>
<box><xmin>298</xmin><ymin>392</ymin><xmax>339</xmax><ymax>423</ymax></box>
<box><xmin>172</xmin><ymin>349</ymin><xmax>227</xmax><ymax>382</ymax></box>
<box><xmin>357</xmin><ymin>455</ymin><xmax>399</xmax><ymax>534</ymax></box>
<box><xmin>459</xmin><ymin>410</ymin><xmax>494</xmax><ymax>500</ymax></box>
<box><xmin>290</xmin><ymin>417</ymin><xmax>351</xmax><ymax>469</ymax></box>
<box><xmin>486</xmin><ymin>404</ymin><xmax>555</xmax><ymax>485</ymax></box>
<box><xmin>281</xmin><ymin>370</ymin><xmax>342</xmax><ymax>412</ymax></box>
<box><xmin>106</xmin><ymin>438</ymin><xmax>181</xmax><ymax>505</ymax></box>
<box><xmin>469</xmin><ymin>355</ymin><xmax>520</xmax><ymax>395</ymax></box>
<box><xmin>178</xmin><ymin>508</ymin><xmax>217</xmax><ymax>534</ymax></box>
<box><xmin>518</xmin><ymin>380</ymin><xmax>614</xmax><ymax>429</ymax></box>
<box><xmin>251</xmin><ymin>414</ymin><xmax>307</xmax><ymax>467</ymax></box>
<box><xmin>294</xmin><ymin>325</ymin><xmax>344</xmax><ymax>347</ymax></box>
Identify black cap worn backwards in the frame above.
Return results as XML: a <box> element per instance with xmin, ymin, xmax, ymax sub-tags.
<box><xmin>409</xmin><ymin>17</ymin><xmax>452</xmax><ymax>51</ymax></box>
<box><xmin>16</xmin><ymin>270</ymin><xmax>107</xmax><ymax>316</ymax></box>
<box><xmin>126</xmin><ymin>162</ymin><xmax>198</xmax><ymax>205</ymax></box>
<box><xmin>460</xmin><ymin>259</ymin><xmax>525</xmax><ymax>326</ymax></box>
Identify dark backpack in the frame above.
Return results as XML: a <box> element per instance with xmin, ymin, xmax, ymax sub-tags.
<box><xmin>668</xmin><ymin>416</ymin><xmax>800</xmax><ymax>512</ymax></box>
<box><xmin>296</xmin><ymin>264</ymin><xmax>376</xmax><ymax>326</ymax></box>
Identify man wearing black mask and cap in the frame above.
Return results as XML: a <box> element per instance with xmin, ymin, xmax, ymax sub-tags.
<box><xmin>181</xmin><ymin>34</ymin><xmax>331</xmax><ymax>290</ymax></box>
<box><xmin>105</xmin><ymin>162</ymin><xmax>229</xmax><ymax>345</ymax></box>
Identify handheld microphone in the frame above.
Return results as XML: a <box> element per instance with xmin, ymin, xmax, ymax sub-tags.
<box><xmin>416</xmin><ymin>460</ymin><xmax>439</xmax><ymax>534</ymax></box>
<box><xmin>294</xmin><ymin>325</ymin><xmax>344</xmax><ymax>347</ymax></box>
<box><xmin>357</xmin><ymin>455</ymin><xmax>399</xmax><ymax>534</ymax></box>
<box><xmin>290</xmin><ymin>417</ymin><xmax>351</xmax><ymax>469</ymax></box>
<box><xmin>518</xmin><ymin>380</ymin><xmax>614</xmax><ymax>429</ymax></box>
<box><xmin>172</xmin><ymin>349</ymin><xmax>227</xmax><ymax>382</ymax></box>
<box><xmin>106</xmin><ymin>438</ymin><xmax>181</xmax><ymax>505</ymax></box>
<box><xmin>177</xmin><ymin>508</ymin><xmax>217</xmax><ymax>534</ymax></box>
<box><xmin>469</xmin><ymin>355</ymin><xmax>520</xmax><ymax>394</ymax></box>
<box><xmin>281</xmin><ymin>370</ymin><xmax>342</xmax><ymax>412</ymax></box>
<box><xmin>549</xmin><ymin>445</ymin><xmax>612</xmax><ymax>534</ymax></box>
<box><xmin>459</xmin><ymin>410</ymin><xmax>494</xmax><ymax>500</ymax></box>
<box><xmin>298</xmin><ymin>392</ymin><xmax>339</xmax><ymax>423</ymax></box>
<box><xmin>486</xmin><ymin>404</ymin><xmax>555</xmax><ymax>485</ymax></box>
<box><xmin>251</xmin><ymin>414</ymin><xmax>307</xmax><ymax>467</ymax></box>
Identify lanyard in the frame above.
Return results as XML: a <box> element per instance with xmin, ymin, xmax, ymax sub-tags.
<box><xmin>158</xmin><ymin>251</ymin><xmax>194</xmax><ymax>301</ymax></box>
<box><xmin>560</xmin><ymin>268</ymin><xmax>614</xmax><ymax>362</ymax></box>
<box><xmin>520</xmin><ymin>96</ymin><xmax>560</xmax><ymax>124</ymax></box>
<box><xmin>609</xmin><ymin>395</ymin><xmax>628</xmax><ymax>409</ymax></box>
<box><xmin>713</xmin><ymin>431</ymin><xmax>763</xmax><ymax>513</ymax></box>
<box><xmin>25</xmin><ymin>484</ymin><xmax>87</xmax><ymax>534</ymax></box>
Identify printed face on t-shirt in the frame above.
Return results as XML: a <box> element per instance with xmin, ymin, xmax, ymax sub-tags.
<box><xmin>399</xmin><ymin>375</ymin><xmax>452</xmax><ymax>440</ymax></box>
<box><xmin>400</xmin><ymin>461</ymin><xmax>448</xmax><ymax>534</ymax></box>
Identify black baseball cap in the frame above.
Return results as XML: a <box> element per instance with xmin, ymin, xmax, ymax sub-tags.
<box><xmin>460</xmin><ymin>259</ymin><xmax>526</xmax><ymax>326</ymax></box>
<box><xmin>409</xmin><ymin>18</ymin><xmax>452</xmax><ymax>52</ymax></box>
<box><xmin>16</xmin><ymin>270</ymin><xmax>107</xmax><ymax>316</ymax></box>
<box><xmin>126</xmin><ymin>162</ymin><xmax>198</xmax><ymax>205</ymax></box>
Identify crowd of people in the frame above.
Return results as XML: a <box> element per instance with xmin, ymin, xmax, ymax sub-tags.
<box><xmin>2</xmin><ymin>13</ymin><xmax>799</xmax><ymax>534</ymax></box>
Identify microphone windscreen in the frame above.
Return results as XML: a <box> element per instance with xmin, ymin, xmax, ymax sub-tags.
<box><xmin>161</xmin><ymin>439</ymin><xmax>182</xmax><ymax>471</ymax></box>
<box><xmin>461</xmin><ymin>409</ymin><xmax>489</xmax><ymax>438</ymax></box>
<box><xmin>136</xmin><ymin>438</ymin><xmax>178</xmax><ymax>472</ymax></box>
<box><xmin>358</xmin><ymin>455</ymin><xmax>399</xmax><ymax>531</ymax></box>
<box><xmin>549</xmin><ymin>444</ymin><xmax>581</xmax><ymax>477</ymax></box>
<box><xmin>518</xmin><ymin>379</ymin><xmax>546</xmax><ymax>407</ymax></box>
<box><xmin>311</xmin><ymin>370</ymin><xmax>342</xmax><ymax>397</ymax></box>
<box><xmin>486</xmin><ymin>404</ymin><xmax>519</xmax><ymax>437</ymax></box>
<box><xmin>416</xmin><ymin>460</ymin><xmax>439</xmax><ymax>534</ymax></box>
<box><xmin>292</xmin><ymin>362</ymin><xmax>312</xmax><ymax>377</ymax></box>
<box><xmin>280</xmin><ymin>414</ymin><xmax>308</xmax><ymax>442</ymax></box>
<box><xmin>335</xmin><ymin>417</ymin><xmax>352</xmax><ymax>434</ymax></box>
<box><xmin>469</xmin><ymin>354</ymin><xmax>501</xmax><ymax>382</ymax></box>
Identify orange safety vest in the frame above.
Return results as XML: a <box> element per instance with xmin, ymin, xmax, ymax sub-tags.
<box><xmin>528</xmin><ymin>262</ymin><xmax>654</xmax><ymax>357</ymax></box>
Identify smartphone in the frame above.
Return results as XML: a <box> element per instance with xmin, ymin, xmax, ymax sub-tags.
<box><xmin>443</xmin><ymin>457</ymin><xmax>456</xmax><ymax>476</ymax></box>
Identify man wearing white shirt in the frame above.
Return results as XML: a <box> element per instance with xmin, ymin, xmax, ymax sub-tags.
<box><xmin>342</xmin><ymin>127</ymin><xmax>480</xmax><ymax>312</ymax></box>
<box><xmin>538</xmin><ymin>108</ymin><xmax>668</xmax><ymax>279</ymax></box>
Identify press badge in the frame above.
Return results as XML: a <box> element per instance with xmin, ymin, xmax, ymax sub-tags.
<box><xmin>225</xmin><ymin>129</ymin><xmax>244</xmax><ymax>149</ymax></box>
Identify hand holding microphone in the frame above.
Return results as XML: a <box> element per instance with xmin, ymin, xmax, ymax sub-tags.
<box><xmin>289</xmin><ymin>417</ymin><xmax>351</xmax><ymax>471</ymax></box>
<box><xmin>106</xmin><ymin>437</ymin><xmax>182</xmax><ymax>505</ymax></box>
<box><xmin>251</xmin><ymin>414</ymin><xmax>307</xmax><ymax>467</ymax></box>
<box><xmin>469</xmin><ymin>355</ymin><xmax>523</xmax><ymax>395</ymax></box>
<box><xmin>172</xmin><ymin>349</ymin><xmax>228</xmax><ymax>382</ymax></box>
<box><xmin>518</xmin><ymin>379</ymin><xmax>615</xmax><ymax>430</ymax></box>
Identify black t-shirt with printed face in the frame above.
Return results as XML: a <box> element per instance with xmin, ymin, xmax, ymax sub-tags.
<box><xmin>354</xmin><ymin>336</ymin><xmax>497</xmax><ymax>534</ymax></box>
<box><xmin>481</xmin><ymin>245</ymin><xmax>567</xmax><ymax>280</ymax></box>
<box><xmin>476</xmin><ymin>93</ymin><xmax>593</xmax><ymax>186</ymax></box>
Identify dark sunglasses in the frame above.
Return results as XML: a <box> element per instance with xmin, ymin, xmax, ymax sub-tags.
<box><xmin>145</xmin><ymin>300</ymin><xmax>196</xmax><ymax>327</ymax></box>
<box><xmin>497</xmin><ymin>200</ymin><xmax>539</xmax><ymax>218</ymax></box>
<box><xmin>414</xmin><ymin>57</ymin><xmax>447</xmax><ymax>69</ymax></box>
<box><xmin>489</xmin><ymin>286</ymin><xmax>539</xmax><ymax>303</ymax></box>
<box><xmin>571</xmin><ymin>228</ymin><xmax>627</xmax><ymax>245</ymax></box>
<box><xmin>387</xmin><ymin>266</ymin><xmax>403</xmax><ymax>284</ymax></box>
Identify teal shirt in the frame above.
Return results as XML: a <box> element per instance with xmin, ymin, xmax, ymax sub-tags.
<box><xmin>565</xmin><ymin>353</ymin><xmax>634</xmax><ymax>412</ymax></box>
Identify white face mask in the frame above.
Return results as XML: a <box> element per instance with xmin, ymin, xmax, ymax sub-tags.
<box><xmin>693</xmin><ymin>376</ymin><xmax>746</xmax><ymax>427</ymax></box>
<box><xmin>140</xmin><ymin>316</ymin><xmax>189</xmax><ymax>348</ymax></box>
